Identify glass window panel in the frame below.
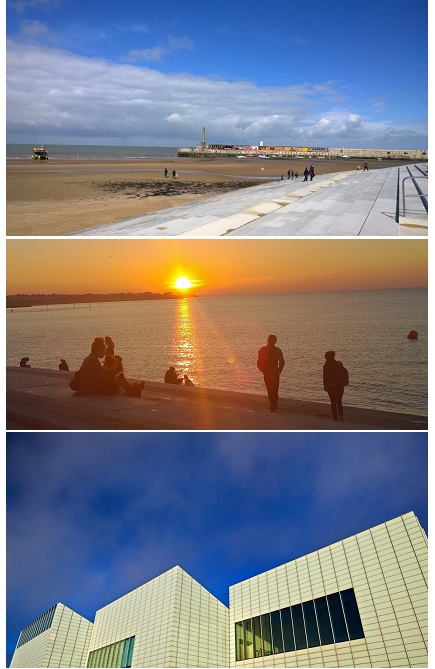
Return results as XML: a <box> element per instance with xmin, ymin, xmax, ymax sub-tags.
<box><xmin>106</xmin><ymin>643</ymin><xmax>115</xmax><ymax>667</ymax></box>
<box><xmin>243</xmin><ymin>619</ymin><xmax>254</xmax><ymax>660</ymax></box>
<box><xmin>261</xmin><ymin>613</ymin><xmax>272</xmax><ymax>656</ymax></box>
<box><xmin>341</xmin><ymin>589</ymin><xmax>365</xmax><ymax>640</ymax></box>
<box><xmin>291</xmin><ymin>604</ymin><xmax>307</xmax><ymax>650</ymax></box>
<box><xmin>235</xmin><ymin>622</ymin><xmax>244</xmax><ymax>661</ymax></box>
<box><xmin>302</xmin><ymin>600</ymin><xmax>320</xmax><ymax>648</ymax></box>
<box><xmin>126</xmin><ymin>637</ymin><xmax>134</xmax><ymax>667</ymax></box>
<box><xmin>101</xmin><ymin>645</ymin><xmax>110</xmax><ymax>668</ymax></box>
<box><xmin>314</xmin><ymin>596</ymin><xmax>334</xmax><ymax>646</ymax></box>
<box><xmin>114</xmin><ymin>641</ymin><xmax>123</xmax><ymax>667</ymax></box>
<box><xmin>270</xmin><ymin>610</ymin><xmax>284</xmax><ymax>655</ymax></box>
<box><xmin>327</xmin><ymin>592</ymin><xmax>349</xmax><ymax>643</ymax></box>
<box><xmin>253</xmin><ymin>616</ymin><xmax>263</xmax><ymax>657</ymax></box>
<box><xmin>281</xmin><ymin>607</ymin><xmax>295</xmax><ymax>652</ymax></box>
<box><xmin>121</xmin><ymin>639</ymin><xmax>129</xmax><ymax>668</ymax></box>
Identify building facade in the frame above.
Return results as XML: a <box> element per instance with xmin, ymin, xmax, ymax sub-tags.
<box><xmin>10</xmin><ymin>512</ymin><xmax>427</xmax><ymax>668</ymax></box>
<box><xmin>10</xmin><ymin>603</ymin><xmax>93</xmax><ymax>668</ymax></box>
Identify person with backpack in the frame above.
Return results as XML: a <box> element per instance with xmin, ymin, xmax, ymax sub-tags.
<box><xmin>323</xmin><ymin>350</ymin><xmax>349</xmax><ymax>422</ymax></box>
<box><xmin>257</xmin><ymin>334</ymin><xmax>285</xmax><ymax>412</ymax></box>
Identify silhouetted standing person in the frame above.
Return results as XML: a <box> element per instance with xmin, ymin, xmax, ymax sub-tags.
<box><xmin>172</xmin><ymin>169</ymin><xmax>176</xmax><ymax>178</ymax></box>
<box><xmin>257</xmin><ymin>335</ymin><xmax>285</xmax><ymax>412</ymax></box>
<box><xmin>303</xmin><ymin>167</ymin><xmax>309</xmax><ymax>182</ymax></box>
<box><xmin>323</xmin><ymin>350</ymin><xmax>348</xmax><ymax>422</ymax></box>
<box><xmin>287</xmin><ymin>170</ymin><xmax>291</xmax><ymax>179</ymax></box>
<box><xmin>164</xmin><ymin>168</ymin><xmax>168</xmax><ymax>178</ymax></box>
<box><xmin>309</xmin><ymin>164</ymin><xmax>315</xmax><ymax>181</ymax></box>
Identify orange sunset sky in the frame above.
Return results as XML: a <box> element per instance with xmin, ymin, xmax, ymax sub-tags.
<box><xmin>6</xmin><ymin>239</ymin><xmax>427</xmax><ymax>296</ymax></box>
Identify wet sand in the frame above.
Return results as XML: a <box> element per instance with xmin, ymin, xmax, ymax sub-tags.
<box><xmin>6</xmin><ymin>157</ymin><xmax>410</xmax><ymax>236</ymax></box>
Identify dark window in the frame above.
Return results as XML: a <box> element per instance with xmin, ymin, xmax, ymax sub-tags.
<box><xmin>261</xmin><ymin>613</ymin><xmax>273</xmax><ymax>656</ymax></box>
<box><xmin>270</xmin><ymin>610</ymin><xmax>283</xmax><ymax>655</ymax></box>
<box><xmin>252</xmin><ymin>616</ymin><xmax>262</xmax><ymax>657</ymax></box>
<box><xmin>314</xmin><ymin>596</ymin><xmax>334</xmax><ymax>646</ymax></box>
<box><xmin>341</xmin><ymin>589</ymin><xmax>365</xmax><ymax>640</ymax></box>
<box><xmin>327</xmin><ymin>592</ymin><xmax>348</xmax><ymax>643</ymax></box>
<box><xmin>234</xmin><ymin>588</ymin><xmax>364</xmax><ymax>661</ymax></box>
<box><xmin>291</xmin><ymin>603</ymin><xmax>307</xmax><ymax>650</ymax></box>
<box><xmin>281</xmin><ymin>607</ymin><xmax>295</xmax><ymax>652</ymax></box>
<box><xmin>302</xmin><ymin>600</ymin><xmax>320</xmax><ymax>648</ymax></box>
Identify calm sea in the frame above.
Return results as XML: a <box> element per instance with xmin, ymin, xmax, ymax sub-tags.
<box><xmin>6</xmin><ymin>289</ymin><xmax>427</xmax><ymax>416</ymax></box>
<box><xmin>6</xmin><ymin>144</ymin><xmax>178</xmax><ymax>160</ymax></box>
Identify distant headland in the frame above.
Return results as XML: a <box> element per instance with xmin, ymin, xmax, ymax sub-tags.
<box><xmin>6</xmin><ymin>292</ymin><xmax>194</xmax><ymax>308</ymax></box>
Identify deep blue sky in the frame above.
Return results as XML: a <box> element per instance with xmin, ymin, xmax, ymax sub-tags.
<box><xmin>7</xmin><ymin>431</ymin><xmax>427</xmax><ymax>666</ymax></box>
<box><xmin>6</xmin><ymin>0</ymin><xmax>427</xmax><ymax>147</ymax></box>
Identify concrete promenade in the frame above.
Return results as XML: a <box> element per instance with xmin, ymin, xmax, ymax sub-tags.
<box><xmin>70</xmin><ymin>163</ymin><xmax>428</xmax><ymax>237</ymax></box>
<box><xmin>6</xmin><ymin>367</ymin><xmax>427</xmax><ymax>431</ymax></box>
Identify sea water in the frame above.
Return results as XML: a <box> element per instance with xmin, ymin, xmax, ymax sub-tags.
<box><xmin>6</xmin><ymin>144</ymin><xmax>179</xmax><ymax>160</ymax></box>
<box><xmin>6</xmin><ymin>288</ymin><xmax>427</xmax><ymax>415</ymax></box>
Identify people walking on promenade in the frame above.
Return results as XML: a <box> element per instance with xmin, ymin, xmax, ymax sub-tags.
<box><xmin>291</xmin><ymin>169</ymin><xmax>294</xmax><ymax>179</ymax></box>
<box><xmin>323</xmin><ymin>350</ymin><xmax>349</xmax><ymax>421</ymax></box>
<box><xmin>287</xmin><ymin>170</ymin><xmax>291</xmax><ymax>179</ymax></box>
<box><xmin>363</xmin><ymin>161</ymin><xmax>368</xmax><ymax>171</ymax></box>
<box><xmin>309</xmin><ymin>164</ymin><xmax>315</xmax><ymax>181</ymax></box>
<box><xmin>303</xmin><ymin>167</ymin><xmax>309</xmax><ymax>182</ymax></box>
<box><xmin>257</xmin><ymin>335</ymin><xmax>285</xmax><ymax>412</ymax></box>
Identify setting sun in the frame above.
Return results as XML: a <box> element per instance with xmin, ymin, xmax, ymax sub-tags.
<box><xmin>174</xmin><ymin>276</ymin><xmax>192</xmax><ymax>290</ymax></box>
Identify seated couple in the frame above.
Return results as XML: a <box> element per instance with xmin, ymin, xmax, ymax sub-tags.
<box><xmin>72</xmin><ymin>338</ymin><xmax>144</xmax><ymax>397</ymax></box>
<box><xmin>164</xmin><ymin>366</ymin><xmax>194</xmax><ymax>386</ymax></box>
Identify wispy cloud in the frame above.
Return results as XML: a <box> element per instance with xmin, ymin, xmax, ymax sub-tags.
<box><xmin>6</xmin><ymin>39</ymin><xmax>428</xmax><ymax>148</ymax></box>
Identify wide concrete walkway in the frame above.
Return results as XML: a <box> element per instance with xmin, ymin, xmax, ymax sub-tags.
<box><xmin>70</xmin><ymin>164</ymin><xmax>428</xmax><ymax>237</ymax></box>
<box><xmin>6</xmin><ymin>368</ymin><xmax>427</xmax><ymax>431</ymax></box>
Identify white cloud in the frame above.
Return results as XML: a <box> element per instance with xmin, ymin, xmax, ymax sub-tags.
<box><xmin>6</xmin><ymin>39</ymin><xmax>428</xmax><ymax>148</ymax></box>
<box><xmin>125</xmin><ymin>46</ymin><xmax>167</xmax><ymax>62</ymax></box>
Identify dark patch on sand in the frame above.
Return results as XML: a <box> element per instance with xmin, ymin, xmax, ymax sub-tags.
<box><xmin>98</xmin><ymin>180</ymin><xmax>265</xmax><ymax>198</ymax></box>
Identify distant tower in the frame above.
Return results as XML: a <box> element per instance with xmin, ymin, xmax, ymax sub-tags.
<box><xmin>201</xmin><ymin>127</ymin><xmax>207</xmax><ymax>150</ymax></box>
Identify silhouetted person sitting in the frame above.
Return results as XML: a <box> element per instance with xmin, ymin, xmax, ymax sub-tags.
<box><xmin>105</xmin><ymin>336</ymin><xmax>124</xmax><ymax>377</ymax></box>
<box><xmin>20</xmin><ymin>357</ymin><xmax>31</xmax><ymax>368</ymax></box>
<box><xmin>75</xmin><ymin>338</ymin><xmax>107</xmax><ymax>394</ymax></box>
<box><xmin>184</xmin><ymin>374</ymin><xmax>194</xmax><ymax>386</ymax></box>
<box><xmin>257</xmin><ymin>335</ymin><xmax>285</xmax><ymax>412</ymax></box>
<box><xmin>165</xmin><ymin>366</ymin><xmax>183</xmax><ymax>384</ymax></box>
<box><xmin>323</xmin><ymin>350</ymin><xmax>349</xmax><ymax>422</ymax></box>
<box><xmin>103</xmin><ymin>355</ymin><xmax>145</xmax><ymax>397</ymax></box>
<box><xmin>59</xmin><ymin>358</ymin><xmax>69</xmax><ymax>371</ymax></box>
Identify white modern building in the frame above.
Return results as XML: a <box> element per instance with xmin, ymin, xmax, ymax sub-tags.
<box><xmin>10</xmin><ymin>512</ymin><xmax>428</xmax><ymax>668</ymax></box>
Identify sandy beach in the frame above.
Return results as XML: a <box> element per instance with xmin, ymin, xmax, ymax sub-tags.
<box><xmin>6</xmin><ymin>157</ymin><xmax>412</xmax><ymax>236</ymax></box>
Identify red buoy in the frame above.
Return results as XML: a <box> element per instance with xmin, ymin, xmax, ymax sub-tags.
<box><xmin>407</xmin><ymin>330</ymin><xmax>418</xmax><ymax>340</ymax></box>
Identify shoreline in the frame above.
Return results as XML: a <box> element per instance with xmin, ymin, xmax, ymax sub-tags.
<box><xmin>6</xmin><ymin>157</ymin><xmax>421</xmax><ymax>236</ymax></box>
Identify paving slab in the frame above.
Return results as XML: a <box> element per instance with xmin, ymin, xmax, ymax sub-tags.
<box><xmin>67</xmin><ymin>165</ymin><xmax>427</xmax><ymax>237</ymax></box>
<box><xmin>6</xmin><ymin>367</ymin><xmax>427</xmax><ymax>432</ymax></box>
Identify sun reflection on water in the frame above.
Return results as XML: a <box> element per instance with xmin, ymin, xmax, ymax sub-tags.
<box><xmin>171</xmin><ymin>298</ymin><xmax>200</xmax><ymax>382</ymax></box>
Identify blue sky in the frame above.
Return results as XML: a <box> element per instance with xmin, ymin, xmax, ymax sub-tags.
<box><xmin>6</xmin><ymin>0</ymin><xmax>427</xmax><ymax>148</ymax></box>
<box><xmin>6</xmin><ymin>431</ymin><xmax>427</xmax><ymax>666</ymax></box>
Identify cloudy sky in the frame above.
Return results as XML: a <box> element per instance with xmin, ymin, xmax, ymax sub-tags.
<box><xmin>6</xmin><ymin>0</ymin><xmax>427</xmax><ymax>148</ymax></box>
<box><xmin>7</xmin><ymin>432</ymin><xmax>428</xmax><ymax>665</ymax></box>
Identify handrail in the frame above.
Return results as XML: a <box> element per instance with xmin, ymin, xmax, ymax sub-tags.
<box><xmin>402</xmin><ymin>176</ymin><xmax>428</xmax><ymax>217</ymax></box>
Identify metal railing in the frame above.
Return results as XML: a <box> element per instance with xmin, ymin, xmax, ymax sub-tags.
<box><xmin>402</xmin><ymin>175</ymin><xmax>428</xmax><ymax>217</ymax></box>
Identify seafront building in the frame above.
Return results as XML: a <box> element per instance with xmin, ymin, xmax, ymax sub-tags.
<box><xmin>10</xmin><ymin>512</ymin><xmax>428</xmax><ymax>668</ymax></box>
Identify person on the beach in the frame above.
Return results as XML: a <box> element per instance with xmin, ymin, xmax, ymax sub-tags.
<box><xmin>363</xmin><ymin>161</ymin><xmax>368</xmax><ymax>171</ymax></box>
<box><xmin>323</xmin><ymin>350</ymin><xmax>348</xmax><ymax>422</ymax></box>
<box><xmin>184</xmin><ymin>374</ymin><xmax>194</xmax><ymax>386</ymax></box>
<box><xmin>172</xmin><ymin>169</ymin><xmax>176</xmax><ymax>178</ymax></box>
<box><xmin>164</xmin><ymin>366</ymin><xmax>183</xmax><ymax>384</ymax></box>
<box><xmin>303</xmin><ymin>167</ymin><xmax>309</xmax><ymax>182</ymax></box>
<box><xmin>309</xmin><ymin>164</ymin><xmax>315</xmax><ymax>181</ymax></box>
<box><xmin>59</xmin><ymin>358</ymin><xmax>69</xmax><ymax>371</ymax></box>
<box><xmin>164</xmin><ymin>168</ymin><xmax>168</xmax><ymax>178</ymax></box>
<box><xmin>19</xmin><ymin>357</ymin><xmax>31</xmax><ymax>368</ymax></box>
<box><xmin>257</xmin><ymin>335</ymin><xmax>285</xmax><ymax>412</ymax></box>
